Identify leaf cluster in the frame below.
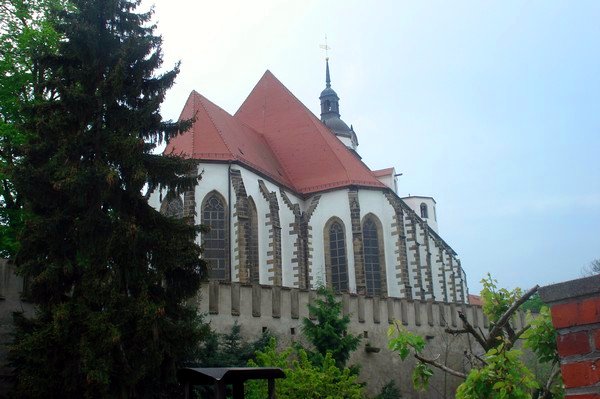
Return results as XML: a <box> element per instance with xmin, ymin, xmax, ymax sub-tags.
<box><xmin>456</xmin><ymin>345</ymin><xmax>537</xmax><ymax>399</ymax></box>
<box><xmin>245</xmin><ymin>338</ymin><xmax>364</xmax><ymax>399</ymax></box>
<box><xmin>387</xmin><ymin>274</ymin><xmax>563</xmax><ymax>398</ymax></box>
<box><xmin>480</xmin><ymin>274</ymin><xmax>522</xmax><ymax>325</ymax></box>
<box><xmin>374</xmin><ymin>381</ymin><xmax>402</xmax><ymax>399</ymax></box>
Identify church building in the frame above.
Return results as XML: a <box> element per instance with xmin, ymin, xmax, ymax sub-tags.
<box><xmin>151</xmin><ymin>60</ymin><xmax>468</xmax><ymax>303</ymax></box>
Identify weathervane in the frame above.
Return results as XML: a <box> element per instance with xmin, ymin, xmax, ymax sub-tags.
<box><xmin>319</xmin><ymin>35</ymin><xmax>331</xmax><ymax>60</ymax></box>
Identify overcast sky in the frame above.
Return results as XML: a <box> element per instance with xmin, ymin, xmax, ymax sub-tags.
<box><xmin>148</xmin><ymin>0</ymin><xmax>600</xmax><ymax>293</ymax></box>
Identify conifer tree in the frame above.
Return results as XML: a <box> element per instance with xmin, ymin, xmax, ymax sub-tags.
<box><xmin>9</xmin><ymin>0</ymin><xmax>207</xmax><ymax>397</ymax></box>
<box><xmin>302</xmin><ymin>287</ymin><xmax>361</xmax><ymax>368</ymax></box>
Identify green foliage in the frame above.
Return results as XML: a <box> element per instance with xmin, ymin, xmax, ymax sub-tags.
<box><xmin>480</xmin><ymin>274</ymin><xmax>522</xmax><ymax>325</ymax></box>
<box><xmin>387</xmin><ymin>323</ymin><xmax>425</xmax><ymax>360</ymax></box>
<box><xmin>455</xmin><ymin>345</ymin><xmax>537</xmax><ymax>399</ymax></box>
<box><xmin>0</xmin><ymin>0</ymin><xmax>66</xmax><ymax>257</ymax></box>
<box><xmin>521</xmin><ymin>292</ymin><xmax>545</xmax><ymax>313</ymax></box>
<box><xmin>375</xmin><ymin>381</ymin><xmax>402</xmax><ymax>399</ymax></box>
<box><xmin>387</xmin><ymin>323</ymin><xmax>431</xmax><ymax>392</ymax></box>
<box><xmin>245</xmin><ymin>338</ymin><xmax>364</xmax><ymax>399</ymax></box>
<box><xmin>8</xmin><ymin>0</ymin><xmax>207</xmax><ymax>397</ymax></box>
<box><xmin>302</xmin><ymin>287</ymin><xmax>361</xmax><ymax>368</ymax></box>
<box><xmin>387</xmin><ymin>276</ymin><xmax>563</xmax><ymax>398</ymax></box>
<box><xmin>197</xmin><ymin>323</ymin><xmax>272</xmax><ymax>367</ymax></box>
<box><xmin>523</xmin><ymin>307</ymin><xmax>558</xmax><ymax>364</ymax></box>
<box><xmin>412</xmin><ymin>362</ymin><xmax>433</xmax><ymax>392</ymax></box>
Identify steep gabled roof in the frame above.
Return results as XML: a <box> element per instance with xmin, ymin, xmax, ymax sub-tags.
<box><xmin>165</xmin><ymin>71</ymin><xmax>386</xmax><ymax>195</ymax></box>
<box><xmin>235</xmin><ymin>71</ymin><xmax>385</xmax><ymax>194</ymax></box>
<box><xmin>164</xmin><ymin>90</ymin><xmax>293</xmax><ymax>188</ymax></box>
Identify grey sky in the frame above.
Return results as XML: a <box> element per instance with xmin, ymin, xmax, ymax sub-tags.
<box><xmin>150</xmin><ymin>0</ymin><xmax>600</xmax><ymax>293</ymax></box>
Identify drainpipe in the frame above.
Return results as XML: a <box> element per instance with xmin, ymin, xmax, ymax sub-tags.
<box><xmin>228</xmin><ymin>162</ymin><xmax>232</xmax><ymax>282</ymax></box>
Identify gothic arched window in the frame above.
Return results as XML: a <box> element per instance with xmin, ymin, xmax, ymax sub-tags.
<box><xmin>324</xmin><ymin>218</ymin><xmax>348</xmax><ymax>293</ymax></box>
<box><xmin>202</xmin><ymin>192</ymin><xmax>229</xmax><ymax>281</ymax></box>
<box><xmin>420</xmin><ymin>203</ymin><xmax>428</xmax><ymax>219</ymax></box>
<box><xmin>160</xmin><ymin>195</ymin><xmax>183</xmax><ymax>219</ymax></box>
<box><xmin>247</xmin><ymin>197</ymin><xmax>259</xmax><ymax>284</ymax></box>
<box><xmin>363</xmin><ymin>217</ymin><xmax>383</xmax><ymax>296</ymax></box>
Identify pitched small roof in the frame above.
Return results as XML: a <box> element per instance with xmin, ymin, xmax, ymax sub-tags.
<box><xmin>468</xmin><ymin>294</ymin><xmax>483</xmax><ymax>306</ymax></box>
<box><xmin>372</xmin><ymin>167</ymin><xmax>395</xmax><ymax>178</ymax></box>
<box><xmin>166</xmin><ymin>70</ymin><xmax>386</xmax><ymax>195</ymax></box>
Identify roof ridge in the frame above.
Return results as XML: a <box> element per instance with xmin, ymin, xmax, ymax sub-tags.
<box><xmin>192</xmin><ymin>91</ymin><xmax>235</xmax><ymax>158</ymax></box>
<box><xmin>241</xmin><ymin>71</ymin><xmax>353</xmax><ymax>184</ymax></box>
<box><xmin>238</xmin><ymin>121</ymin><xmax>297</xmax><ymax>191</ymax></box>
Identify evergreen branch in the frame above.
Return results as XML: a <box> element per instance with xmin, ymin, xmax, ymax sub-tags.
<box><xmin>414</xmin><ymin>353</ymin><xmax>467</xmax><ymax>379</ymax></box>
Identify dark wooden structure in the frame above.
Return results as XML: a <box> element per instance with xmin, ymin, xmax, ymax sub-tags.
<box><xmin>177</xmin><ymin>367</ymin><xmax>285</xmax><ymax>399</ymax></box>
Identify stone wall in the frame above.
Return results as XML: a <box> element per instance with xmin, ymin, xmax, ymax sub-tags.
<box><xmin>0</xmin><ymin>260</ymin><xmax>34</xmax><ymax>397</ymax></box>
<box><xmin>195</xmin><ymin>282</ymin><xmax>528</xmax><ymax>398</ymax></box>
<box><xmin>0</xmin><ymin>262</ymin><xmax>491</xmax><ymax>398</ymax></box>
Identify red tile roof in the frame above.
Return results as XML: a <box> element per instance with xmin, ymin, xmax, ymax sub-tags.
<box><xmin>372</xmin><ymin>167</ymin><xmax>395</xmax><ymax>178</ymax></box>
<box><xmin>166</xmin><ymin>70</ymin><xmax>386</xmax><ymax>195</ymax></box>
<box><xmin>468</xmin><ymin>294</ymin><xmax>483</xmax><ymax>306</ymax></box>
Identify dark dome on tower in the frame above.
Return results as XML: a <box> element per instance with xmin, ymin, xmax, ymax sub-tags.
<box><xmin>319</xmin><ymin>58</ymin><xmax>359</xmax><ymax>150</ymax></box>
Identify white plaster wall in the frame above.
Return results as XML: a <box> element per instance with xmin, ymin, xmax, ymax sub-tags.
<box><xmin>229</xmin><ymin>166</ymin><xmax>301</xmax><ymax>287</ymax></box>
<box><xmin>337</xmin><ymin>135</ymin><xmax>355</xmax><ymax>150</ymax></box>
<box><xmin>147</xmin><ymin>162</ymin><xmax>466</xmax><ymax>302</ymax></box>
<box><xmin>309</xmin><ymin>189</ymin><xmax>355</xmax><ymax>292</ymax></box>
<box><xmin>375</xmin><ymin>174</ymin><xmax>397</xmax><ymax>193</ymax></box>
<box><xmin>276</xmin><ymin>187</ymin><xmax>303</xmax><ymax>287</ymax></box>
<box><xmin>402</xmin><ymin>196</ymin><xmax>438</xmax><ymax>233</ymax></box>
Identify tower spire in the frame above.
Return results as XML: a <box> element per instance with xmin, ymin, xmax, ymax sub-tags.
<box><xmin>325</xmin><ymin>58</ymin><xmax>331</xmax><ymax>88</ymax></box>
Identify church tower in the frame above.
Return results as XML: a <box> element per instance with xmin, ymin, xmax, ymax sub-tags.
<box><xmin>319</xmin><ymin>58</ymin><xmax>359</xmax><ymax>151</ymax></box>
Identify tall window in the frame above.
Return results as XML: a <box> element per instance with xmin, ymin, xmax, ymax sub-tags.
<box><xmin>327</xmin><ymin>220</ymin><xmax>348</xmax><ymax>292</ymax></box>
<box><xmin>160</xmin><ymin>195</ymin><xmax>183</xmax><ymax>219</ymax></box>
<box><xmin>363</xmin><ymin>218</ymin><xmax>382</xmax><ymax>296</ymax></box>
<box><xmin>420</xmin><ymin>202</ymin><xmax>428</xmax><ymax>219</ymax></box>
<box><xmin>202</xmin><ymin>193</ymin><xmax>228</xmax><ymax>280</ymax></box>
<box><xmin>247</xmin><ymin>197</ymin><xmax>259</xmax><ymax>284</ymax></box>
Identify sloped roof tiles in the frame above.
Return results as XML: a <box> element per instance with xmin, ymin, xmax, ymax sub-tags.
<box><xmin>165</xmin><ymin>70</ymin><xmax>386</xmax><ymax>196</ymax></box>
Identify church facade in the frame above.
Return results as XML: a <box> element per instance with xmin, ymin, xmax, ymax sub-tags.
<box><xmin>151</xmin><ymin>61</ymin><xmax>468</xmax><ymax>303</ymax></box>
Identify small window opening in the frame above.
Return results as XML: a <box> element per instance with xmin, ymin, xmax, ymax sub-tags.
<box><xmin>262</xmin><ymin>326</ymin><xmax>267</xmax><ymax>333</ymax></box>
<box><xmin>290</xmin><ymin>327</ymin><xmax>296</xmax><ymax>335</ymax></box>
<box><xmin>363</xmin><ymin>331</ymin><xmax>369</xmax><ymax>338</ymax></box>
<box><xmin>420</xmin><ymin>203</ymin><xmax>428</xmax><ymax>219</ymax></box>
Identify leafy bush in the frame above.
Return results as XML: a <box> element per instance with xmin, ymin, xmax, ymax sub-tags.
<box><xmin>245</xmin><ymin>338</ymin><xmax>364</xmax><ymax>399</ymax></box>
<box><xmin>375</xmin><ymin>381</ymin><xmax>402</xmax><ymax>399</ymax></box>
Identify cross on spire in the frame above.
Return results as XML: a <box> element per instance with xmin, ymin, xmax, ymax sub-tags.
<box><xmin>319</xmin><ymin>35</ymin><xmax>331</xmax><ymax>60</ymax></box>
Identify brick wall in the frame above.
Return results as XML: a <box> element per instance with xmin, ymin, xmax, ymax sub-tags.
<box><xmin>539</xmin><ymin>274</ymin><xmax>600</xmax><ymax>398</ymax></box>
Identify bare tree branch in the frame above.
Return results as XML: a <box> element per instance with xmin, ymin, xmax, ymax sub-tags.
<box><xmin>486</xmin><ymin>284</ymin><xmax>539</xmax><ymax>348</ymax></box>
<box><xmin>415</xmin><ymin>354</ymin><xmax>467</xmax><ymax>379</ymax></box>
<box><xmin>505</xmin><ymin>325</ymin><xmax>531</xmax><ymax>350</ymax></box>
<box><xmin>537</xmin><ymin>363</ymin><xmax>561</xmax><ymax>399</ymax></box>
<box><xmin>458</xmin><ymin>311</ymin><xmax>488</xmax><ymax>350</ymax></box>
